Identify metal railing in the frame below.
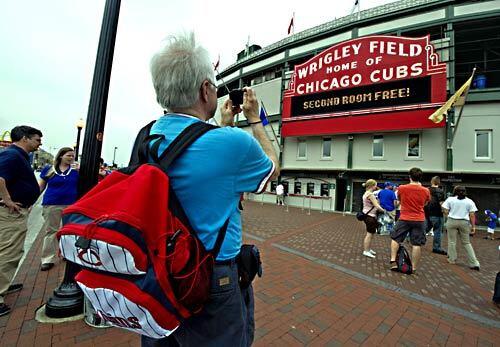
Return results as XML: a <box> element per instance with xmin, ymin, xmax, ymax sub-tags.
<box><xmin>254</xmin><ymin>191</ymin><xmax>332</xmax><ymax>215</ymax></box>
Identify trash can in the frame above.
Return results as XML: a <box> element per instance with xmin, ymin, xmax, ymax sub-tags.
<box><xmin>84</xmin><ymin>296</ymin><xmax>112</xmax><ymax>328</ymax></box>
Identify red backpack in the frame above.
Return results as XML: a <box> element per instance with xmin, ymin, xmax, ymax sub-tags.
<box><xmin>57</xmin><ymin>122</ymin><xmax>228</xmax><ymax>338</ymax></box>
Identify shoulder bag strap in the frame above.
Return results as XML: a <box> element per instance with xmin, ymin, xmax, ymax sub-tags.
<box><xmin>211</xmin><ymin>218</ymin><xmax>230</xmax><ymax>258</ymax></box>
<box><xmin>363</xmin><ymin>192</ymin><xmax>375</xmax><ymax>215</ymax></box>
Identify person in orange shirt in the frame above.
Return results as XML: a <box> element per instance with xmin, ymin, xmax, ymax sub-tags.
<box><xmin>390</xmin><ymin>167</ymin><xmax>430</xmax><ymax>274</ymax></box>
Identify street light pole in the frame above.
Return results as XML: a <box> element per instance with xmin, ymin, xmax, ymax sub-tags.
<box><xmin>112</xmin><ymin>146</ymin><xmax>117</xmax><ymax>166</ymax></box>
<box><xmin>75</xmin><ymin>118</ymin><xmax>85</xmax><ymax>161</ymax></box>
<box><xmin>44</xmin><ymin>0</ymin><xmax>121</xmax><ymax>318</ymax></box>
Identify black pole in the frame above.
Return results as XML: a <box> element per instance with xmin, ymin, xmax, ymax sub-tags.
<box><xmin>75</xmin><ymin>126</ymin><xmax>82</xmax><ymax>161</ymax></box>
<box><xmin>45</xmin><ymin>0</ymin><xmax>121</xmax><ymax>318</ymax></box>
<box><xmin>112</xmin><ymin>146</ymin><xmax>117</xmax><ymax>166</ymax></box>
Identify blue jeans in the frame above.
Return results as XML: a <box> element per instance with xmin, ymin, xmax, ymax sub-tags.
<box><xmin>429</xmin><ymin>216</ymin><xmax>444</xmax><ymax>251</ymax></box>
<box><xmin>141</xmin><ymin>261</ymin><xmax>254</xmax><ymax>347</ymax></box>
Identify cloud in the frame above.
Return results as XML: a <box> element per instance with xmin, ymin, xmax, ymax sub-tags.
<box><xmin>1</xmin><ymin>0</ymin><xmax>394</xmax><ymax>166</ymax></box>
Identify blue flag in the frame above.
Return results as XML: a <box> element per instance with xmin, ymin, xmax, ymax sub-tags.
<box><xmin>259</xmin><ymin>105</ymin><xmax>269</xmax><ymax>126</ymax></box>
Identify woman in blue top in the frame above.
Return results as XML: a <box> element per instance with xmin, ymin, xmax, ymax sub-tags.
<box><xmin>38</xmin><ymin>147</ymin><xmax>79</xmax><ymax>271</ymax></box>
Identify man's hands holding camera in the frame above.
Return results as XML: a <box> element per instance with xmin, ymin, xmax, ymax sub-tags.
<box><xmin>219</xmin><ymin>86</ymin><xmax>280</xmax><ymax>178</ymax></box>
<box><xmin>241</xmin><ymin>88</ymin><xmax>260</xmax><ymax>124</ymax></box>
<box><xmin>220</xmin><ymin>99</ymin><xmax>239</xmax><ymax>127</ymax></box>
<box><xmin>219</xmin><ymin>87</ymin><xmax>260</xmax><ymax>126</ymax></box>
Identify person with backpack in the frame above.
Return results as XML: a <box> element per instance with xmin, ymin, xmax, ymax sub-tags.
<box><xmin>140</xmin><ymin>32</ymin><xmax>279</xmax><ymax>346</ymax></box>
<box><xmin>389</xmin><ymin>167</ymin><xmax>430</xmax><ymax>274</ymax></box>
<box><xmin>361</xmin><ymin>179</ymin><xmax>385</xmax><ymax>258</ymax></box>
<box><xmin>38</xmin><ymin>147</ymin><xmax>79</xmax><ymax>271</ymax></box>
<box><xmin>426</xmin><ymin>176</ymin><xmax>447</xmax><ymax>255</ymax></box>
<box><xmin>442</xmin><ymin>186</ymin><xmax>480</xmax><ymax>271</ymax></box>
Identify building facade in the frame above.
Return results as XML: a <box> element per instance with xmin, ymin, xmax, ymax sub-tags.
<box><xmin>215</xmin><ymin>0</ymin><xmax>500</xmax><ymax>226</ymax></box>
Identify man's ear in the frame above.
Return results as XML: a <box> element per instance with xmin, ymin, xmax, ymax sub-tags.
<box><xmin>200</xmin><ymin>81</ymin><xmax>209</xmax><ymax>103</ymax></box>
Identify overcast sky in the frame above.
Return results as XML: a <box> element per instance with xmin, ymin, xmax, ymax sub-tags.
<box><xmin>0</xmin><ymin>0</ymin><xmax>394</xmax><ymax>166</ymax></box>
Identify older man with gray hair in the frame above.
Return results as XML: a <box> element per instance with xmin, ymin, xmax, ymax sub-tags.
<box><xmin>140</xmin><ymin>32</ymin><xmax>279</xmax><ymax>346</ymax></box>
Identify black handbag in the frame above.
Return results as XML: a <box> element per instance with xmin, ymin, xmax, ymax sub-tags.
<box><xmin>236</xmin><ymin>244</ymin><xmax>262</xmax><ymax>289</ymax></box>
<box><xmin>356</xmin><ymin>206</ymin><xmax>374</xmax><ymax>221</ymax></box>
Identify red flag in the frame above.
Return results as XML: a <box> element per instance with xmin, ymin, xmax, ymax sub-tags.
<box><xmin>213</xmin><ymin>55</ymin><xmax>220</xmax><ymax>71</ymax></box>
<box><xmin>287</xmin><ymin>16</ymin><xmax>294</xmax><ymax>35</ymax></box>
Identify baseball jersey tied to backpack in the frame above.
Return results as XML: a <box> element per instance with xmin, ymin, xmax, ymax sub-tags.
<box><xmin>56</xmin><ymin>122</ymin><xmax>229</xmax><ymax>339</ymax></box>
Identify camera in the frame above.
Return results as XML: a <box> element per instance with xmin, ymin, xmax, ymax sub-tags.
<box><xmin>229</xmin><ymin>89</ymin><xmax>244</xmax><ymax>106</ymax></box>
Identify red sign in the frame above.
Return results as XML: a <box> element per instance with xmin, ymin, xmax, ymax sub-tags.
<box><xmin>282</xmin><ymin>35</ymin><xmax>447</xmax><ymax>137</ymax></box>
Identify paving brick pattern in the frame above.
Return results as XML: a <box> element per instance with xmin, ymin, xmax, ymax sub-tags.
<box><xmin>252</xmin><ymin>244</ymin><xmax>500</xmax><ymax>346</ymax></box>
<box><xmin>243</xmin><ymin>202</ymin><xmax>500</xmax><ymax>320</ymax></box>
<box><xmin>0</xmin><ymin>200</ymin><xmax>498</xmax><ymax>346</ymax></box>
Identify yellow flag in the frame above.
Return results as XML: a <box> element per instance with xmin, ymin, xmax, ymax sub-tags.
<box><xmin>428</xmin><ymin>75</ymin><xmax>473</xmax><ymax>123</ymax></box>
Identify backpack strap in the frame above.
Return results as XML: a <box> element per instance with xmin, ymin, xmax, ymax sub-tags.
<box><xmin>148</xmin><ymin>121</ymin><xmax>229</xmax><ymax>258</ymax></box>
<box><xmin>129</xmin><ymin>120</ymin><xmax>157</xmax><ymax>166</ymax></box>
<box><xmin>150</xmin><ymin>121</ymin><xmax>217</xmax><ymax>169</ymax></box>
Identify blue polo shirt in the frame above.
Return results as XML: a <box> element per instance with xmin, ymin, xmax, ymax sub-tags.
<box><xmin>40</xmin><ymin>166</ymin><xmax>79</xmax><ymax>205</ymax></box>
<box><xmin>150</xmin><ymin>114</ymin><xmax>274</xmax><ymax>261</ymax></box>
<box><xmin>0</xmin><ymin>145</ymin><xmax>40</xmax><ymax>207</ymax></box>
<box><xmin>378</xmin><ymin>188</ymin><xmax>397</xmax><ymax>211</ymax></box>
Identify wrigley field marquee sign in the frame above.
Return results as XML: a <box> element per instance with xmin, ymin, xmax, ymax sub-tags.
<box><xmin>281</xmin><ymin>35</ymin><xmax>447</xmax><ymax>137</ymax></box>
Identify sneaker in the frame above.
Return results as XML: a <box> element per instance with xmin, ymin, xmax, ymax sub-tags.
<box><xmin>5</xmin><ymin>284</ymin><xmax>23</xmax><ymax>295</ymax></box>
<box><xmin>432</xmin><ymin>249</ymin><xmax>447</xmax><ymax>255</ymax></box>
<box><xmin>362</xmin><ymin>251</ymin><xmax>376</xmax><ymax>258</ymax></box>
<box><xmin>40</xmin><ymin>263</ymin><xmax>54</xmax><ymax>271</ymax></box>
<box><xmin>369</xmin><ymin>249</ymin><xmax>377</xmax><ymax>255</ymax></box>
<box><xmin>470</xmin><ymin>266</ymin><xmax>480</xmax><ymax>271</ymax></box>
<box><xmin>0</xmin><ymin>303</ymin><xmax>11</xmax><ymax>317</ymax></box>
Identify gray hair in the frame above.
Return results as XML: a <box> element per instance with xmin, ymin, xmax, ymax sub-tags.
<box><xmin>150</xmin><ymin>32</ymin><xmax>214</xmax><ymax>110</ymax></box>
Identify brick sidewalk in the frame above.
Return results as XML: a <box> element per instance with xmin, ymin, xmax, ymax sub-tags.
<box><xmin>243</xmin><ymin>202</ymin><xmax>500</xmax><ymax>322</ymax></box>
<box><xmin>0</xmin><ymin>201</ymin><xmax>498</xmax><ymax>346</ymax></box>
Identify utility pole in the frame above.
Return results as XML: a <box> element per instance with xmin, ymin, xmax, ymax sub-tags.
<box><xmin>44</xmin><ymin>0</ymin><xmax>121</xmax><ymax>318</ymax></box>
<box><xmin>113</xmin><ymin>146</ymin><xmax>117</xmax><ymax>167</ymax></box>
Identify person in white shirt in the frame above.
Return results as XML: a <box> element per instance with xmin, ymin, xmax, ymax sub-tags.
<box><xmin>441</xmin><ymin>186</ymin><xmax>480</xmax><ymax>271</ymax></box>
<box><xmin>276</xmin><ymin>183</ymin><xmax>284</xmax><ymax>206</ymax></box>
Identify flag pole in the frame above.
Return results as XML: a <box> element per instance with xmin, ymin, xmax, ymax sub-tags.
<box><xmin>449</xmin><ymin>67</ymin><xmax>476</xmax><ymax>148</ymax></box>
<box><xmin>351</xmin><ymin>0</ymin><xmax>359</xmax><ymax>16</ymax></box>
<box><xmin>214</xmin><ymin>62</ymin><xmax>233</xmax><ymax>127</ymax></box>
<box><xmin>261</xmin><ymin>100</ymin><xmax>280</xmax><ymax>149</ymax></box>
